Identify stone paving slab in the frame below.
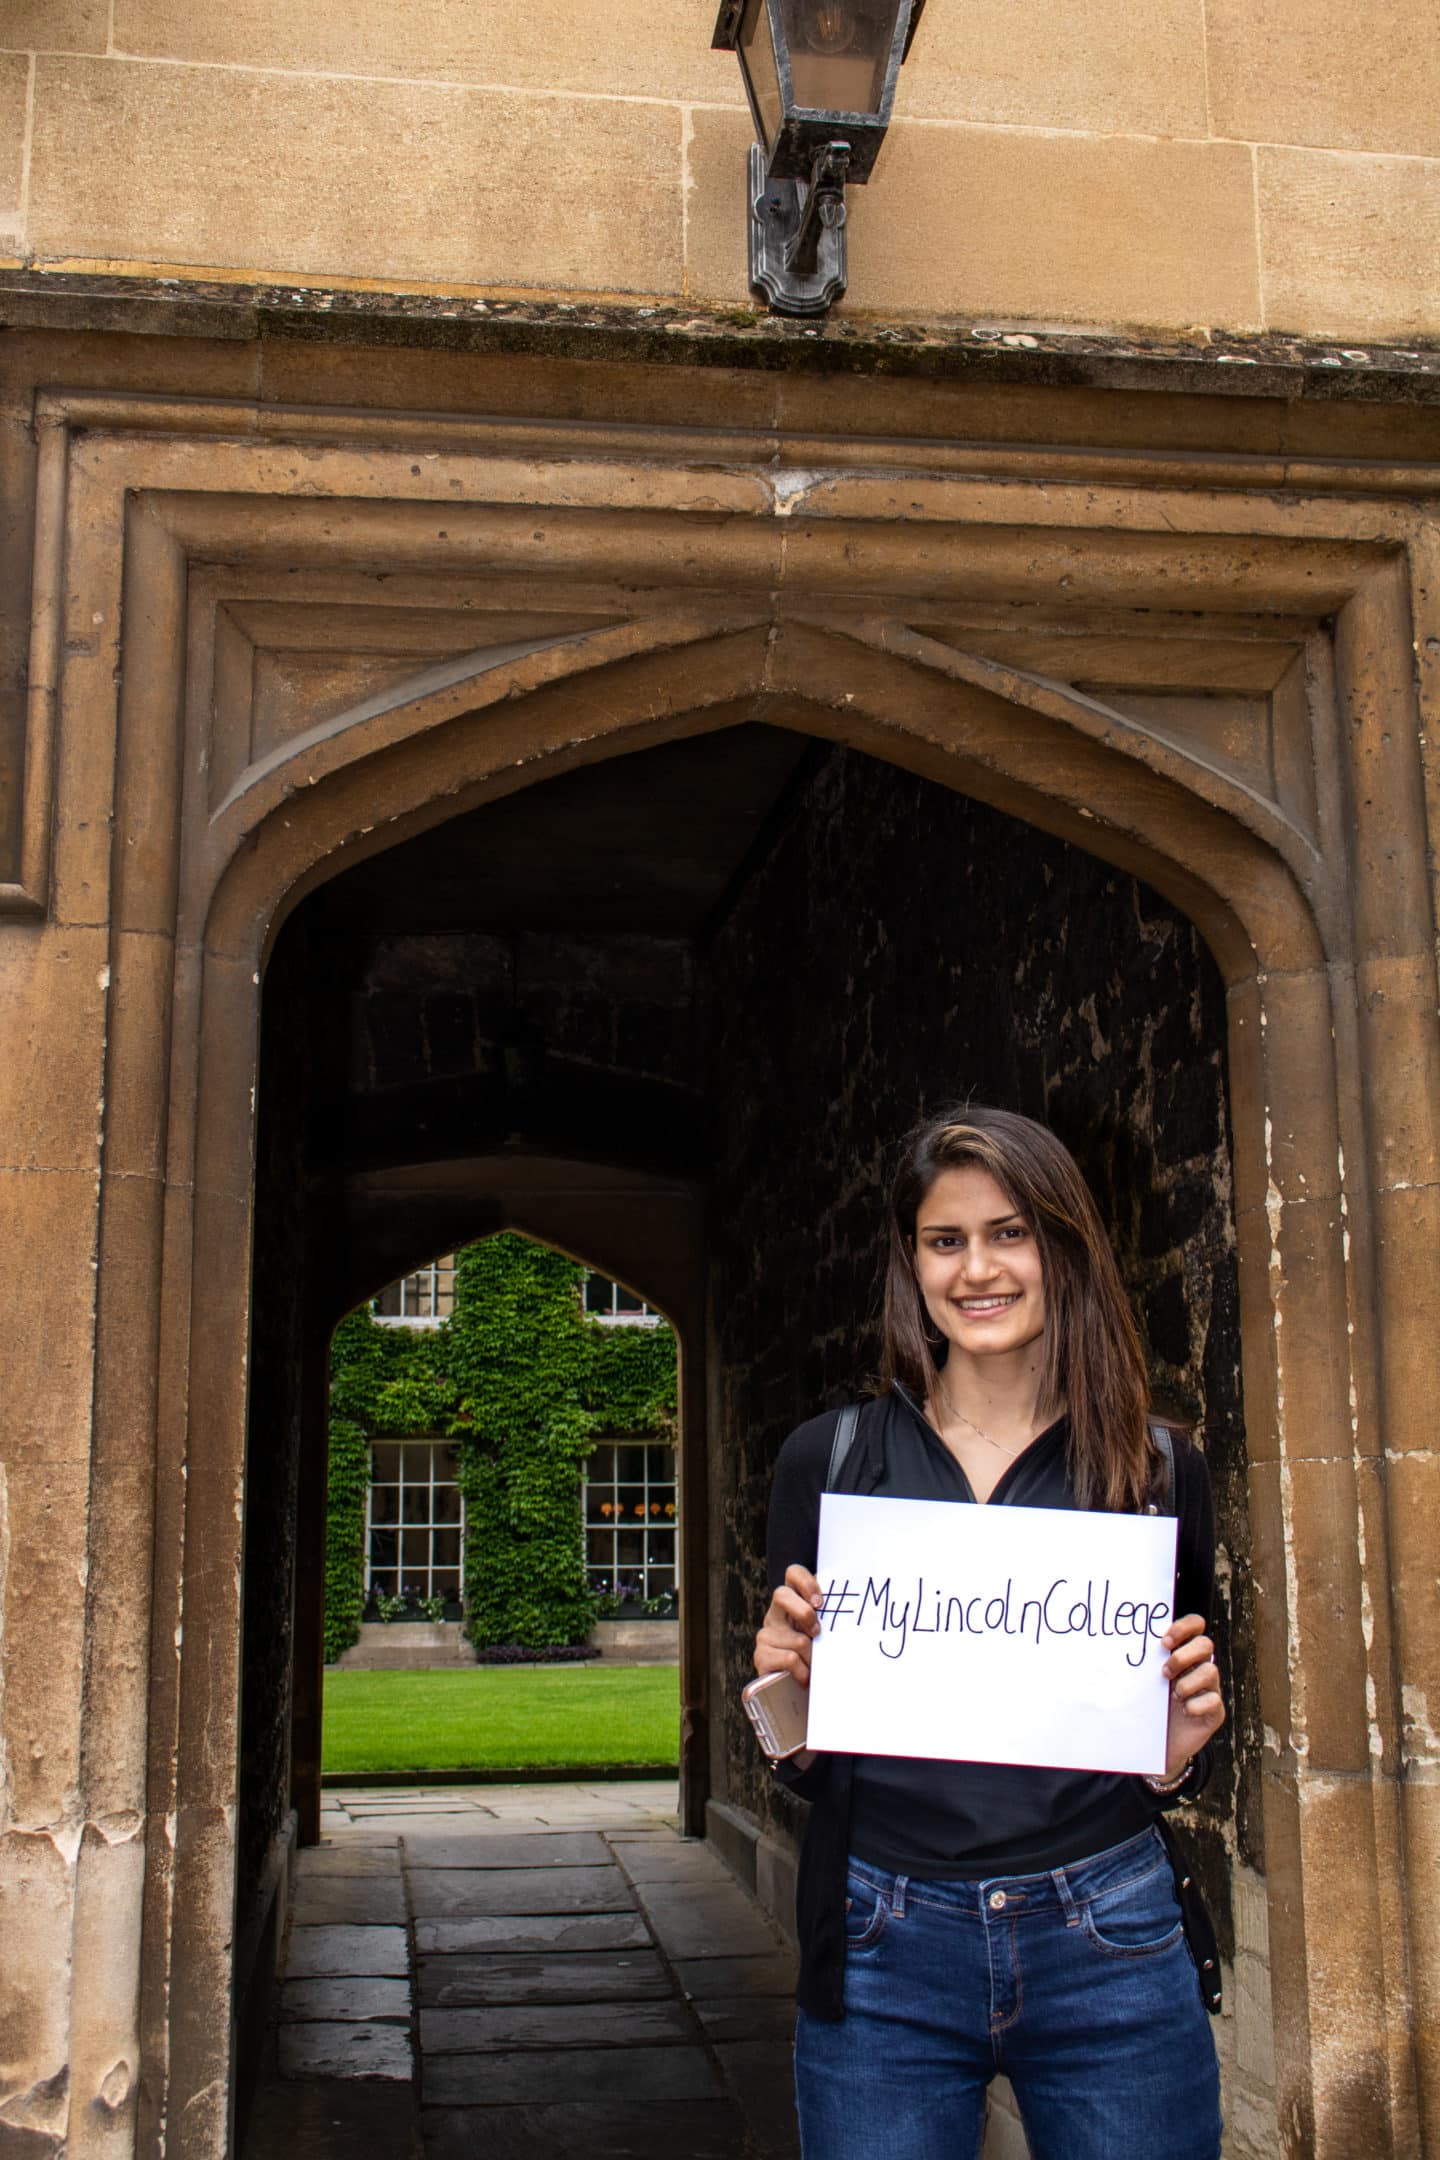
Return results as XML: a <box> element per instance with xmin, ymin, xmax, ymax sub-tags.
<box><xmin>415</xmin><ymin>1912</ymin><xmax>652</xmax><ymax>1957</ymax></box>
<box><xmin>673</xmin><ymin>1952</ymin><xmax>799</xmax><ymax>1997</ymax></box>
<box><xmin>292</xmin><ymin>1877</ymin><xmax>408</xmax><ymax>1926</ymax></box>
<box><xmin>424</xmin><ymin>2043</ymin><xmax>724</xmax><ymax>2108</ymax></box>
<box><xmin>419</xmin><ymin>1999</ymin><xmax>696</xmax><ymax>2054</ymax></box>
<box><xmin>282</xmin><ymin>1977</ymin><xmax>412</xmax><ymax>2023</ymax></box>
<box><xmin>635</xmin><ymin>1883</ymin><xmax>786</xmax><ymax>1960</ymax></box>
<box><xmin>338</xmin><ymin>1815</ymin><xmax>476</xmax><ymax>1836</ymax></box>
<box><xmin>421</xmin><ymin>2100</ymin><xmax>745</xmax><ymax>2159</ymax></box>
<box><xmin>402</xmin><ymin>1831</ymin><xmax>611</xmax><ymax>1870</ymax></box>
<box><xmin>407</xmin><ymin>1866</ymin><xmax>633</xmax><ymax>1918</ymax></box>
<box><xmin>245</xmin><ymin>2076</ymin><xmax>420</xmax><ymax>2160</ymax></box>
<box><xmin>285</xmin><ymin>1925</ymin><xmax>410</xmax><ymax>1979</ymax></box>
<box><xmin>295</xmin><ymin>1844</ymin><xmax>405</xmax><ymax>1877</ymax></box>
<box><xmin>417</xmin><ymin>1950</ymin><xmax>670</xmax><ymax>2007</ymax></box>
<box><xmin>278</xmin><ymin>2022</ymin><xmax>413</xmax><ymax>2080</ymax></box>
<box><xmin>691</xmin><ymin>1993</ymin><xmax>798</xmax><ymax>2042</ymax></box>
<box><xmin>613</xmin><ymin>1842</ymin><xmax>736</xmax><ymax>1885</ymax></box>
<box><xmin>712</xmin><ymin>2040</ymin><xmax>802</xmax><ymax>2157</ymax></box>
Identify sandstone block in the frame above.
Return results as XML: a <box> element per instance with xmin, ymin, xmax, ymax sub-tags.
<box><xmin>0</xmin><ymin>1829</ymin><xmax>74</xmax><ymax>2139</ymax></box>
<box><xmin>1258</xmin><ymin>146</ymin><xmax>1440</xmax><ymax>343</ymax></box>
<box><xmin>1280</xmin><ymin>1455</ymin><xmax>1372</xmax><ymax>1773</ymax></box>
<box><xmin>901</xmin><ymin>0</ymin><xmax>1208</xmax><ymax>137</ymax></box>
<box><xmin>1356</xmin><ymin>951</ymin><xmax>1440</xmax><ymax>1195</ymax></box>
<box><xmin>1372</xmin><ymin>1183</ymin><xmax>1440</xmax><ymax>1465</ymax></box>
<box><xmin>0</xmin><ymin>1166</ymin><xmax>99</xmax><ymax>1463</ymax></box>
<box><xmin>0</xmin><ymin>927</ymin><xmax>108</xmax><ymax>1174</ymax></box>
<box><xmin>0</xmin><ymin>56</ymin><xmax>28</xmax><ymax>241</ymax></box>
<box><xmin>0</xmin><ymin>1460</ymin><xmax>89</xmax><ymax>1825</ymax></box>
<box><xmin>686</xmin><ymin>107</ymin><xmax>1261</xmax><ymax>332</ymax></box>
<box><xmin>0</xmin><ymin>2</ymin><xmax>105</xmax><ymax>52</ymax></box>
<box><xmin>1208</xmin><ymin>0</ymin><xmax>1440</xmax><ymax>161</ymax></box>
<box><xmin>29</xmin><ymin>58</ymin><xmax>685</xmax><ymax>297</ymax></box>
<box><xmin>113</xmin><ymin>0</ymin><xmax>745</xmax><ymax>106</ymax></box>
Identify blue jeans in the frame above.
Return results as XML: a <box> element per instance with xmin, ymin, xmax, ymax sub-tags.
<box><xmin>795</xmin><ymin>1827</ymin><xmax>1221</xmax><ymax>2160</ymax></box>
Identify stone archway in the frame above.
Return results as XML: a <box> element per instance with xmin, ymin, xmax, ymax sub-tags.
<box><xmin>6</xmin><ymin>383</ymin><xmax>1437</xmax><ymax>2160</ymax></box>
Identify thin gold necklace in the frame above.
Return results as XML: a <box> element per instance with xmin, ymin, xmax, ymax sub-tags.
<box><xmin>937</xmin><ymin>1382</ymin><xmax>1031</xmax><ymax>1459</ymax></box>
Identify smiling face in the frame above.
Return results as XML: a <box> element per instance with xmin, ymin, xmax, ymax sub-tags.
<box><xmin>913</xmin><ymin>1162</ymin><xmax>1047</xmax><ymax>1366</ymax></box>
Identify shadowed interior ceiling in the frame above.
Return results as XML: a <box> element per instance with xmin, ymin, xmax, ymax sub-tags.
<box><xmin>314</xmin><ymin>722</ymin><xmax>816</xmax><ymax>937</ymax></box>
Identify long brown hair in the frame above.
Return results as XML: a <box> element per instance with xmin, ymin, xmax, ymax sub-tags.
<box><xmin>879</xmin><ymin>1105</ymin><xmax>1157</xmax><ymax>1512</ymax></box>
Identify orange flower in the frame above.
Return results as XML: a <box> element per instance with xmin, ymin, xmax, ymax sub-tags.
<box><xmin>664</xmin><ymin>1502</ymin><xmax>675</xmax><ymax>1516</ymax></box>
<box><xmin>634</xmin><ymin>1504</ymin><xmax>646</xmax><ymax>1517</ymax></box>
<box><xmin>600</xmin><ymin>1502</ymin><xmax>613</xmax><ymax>1518</ymax></box>
<box><xmin>650</xmin><ymin>1503</ymin><xmax>661</xmax><ymax>1516</ymax></box>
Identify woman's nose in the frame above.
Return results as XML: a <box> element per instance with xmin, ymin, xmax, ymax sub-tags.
<box><xmin>960</xmin><ymin>1240</ymin><xmax>995</xmax><ymax>1280</ymax></box>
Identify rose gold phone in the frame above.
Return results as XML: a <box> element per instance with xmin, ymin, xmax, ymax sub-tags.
<box><xmin>742</xmin><ymin>1670</ymin><xmax>811</xmax><ymax>1760</ymax></box>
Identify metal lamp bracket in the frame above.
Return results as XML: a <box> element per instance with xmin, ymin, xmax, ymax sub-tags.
<box><xmin>747</xmin><ymin>140</ymin><xmax>850</xmax><ymax>318</ymax></box>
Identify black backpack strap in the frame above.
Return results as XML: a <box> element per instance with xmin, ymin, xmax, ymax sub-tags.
<box><xmin>826</xmin><ymin>1403</ymin><xmax>861</xmax><ymax>1491</ymax></box>
<box><xmin>1147</xmin><ymin>1418</ymin><xmax>1176</xmax><ymax>1516</ymax></box>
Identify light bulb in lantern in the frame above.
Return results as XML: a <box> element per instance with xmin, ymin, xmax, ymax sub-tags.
<box><xmin>803</xmin><ymin>2</ymin><xmax>857</xmax><ymax>52</ymax></box>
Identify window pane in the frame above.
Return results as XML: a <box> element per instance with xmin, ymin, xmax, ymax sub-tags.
<box><xmin>587</xmin><ymin>1529</ymin><xmax>613</xmax><ymax>1564</ymax></box>
<box><xmin>402</xmin><ymin>1487</ymin><xmax>430</xmax><ymax>1525</ymax></box>
<box><xmin>370</xmin><ymin>1486</ymin><xmax>399</xmax><ymax>1525</ymax></box>
<box><xmin>612</xmin><ymin>1282</ymin><xmax>643</xmax><ymax>1313</ymax></box>
<box><xmin>647</xmin><ymin>1567</ymin><xmax>676</xmax><ymax>1597</ymax></box>
<box><xmin>740</xmin><ymin>0</ymin><xmax>784</xmax><ymax>156</ymax></box>
<box><xmin>369</xmin><ymin>1529</ymin><xmax>398</xmax><ymax>1569</ymax></box>
<box><xmin>618</xmin><ymin>1447</ymin><xmax>646</xmax><ymax>1484</ymax></box>
<box><xmin>647</xmin><ymin>1528</ymin><xmax>676</xmax><ymax>1561</ymax></box>
<box><xmin>617</xmin><ymin>1531</ymin><xmax>644</xmax><ymax>1565</ymax></box>
<box><xmin>434</xmin><ymin>1484</ymin><xmax>462</xmax><ymax>1525</ymax></box>
<box><xmin>369</xmin><ymin>1568</ymin><xmax>398</xmax><ymax>1597</ymax></box>
<box><xmin>432</xmin><ymin>1569</ymin><xmax>461</xmax><ymax>1595</ymax></box>
<box><xmin>372</xmin><ymin>1444</ymin><xmax>401</xmax><ymax>1482</ymax></box>
<box><xmin>781</xmin><ymin>0</ymin><xmax>899</xmax><ymax>116</ymax></box>
<box><xmin>584</xmin><ymin>1274</ymin><xmax>612</xmax><ymax>1314</ymax></box>
<box><xmin>432</xmin><ymin>1529</ymin><xmax>461</xmax><ymax>1568</ymax></box>
<box><xmin>401</xmin><ymin>1530</ymin><xmax>431</xmax><ymax>1570</ymax></box>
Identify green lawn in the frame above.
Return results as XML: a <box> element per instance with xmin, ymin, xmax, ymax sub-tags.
<box><xmin>322</xmin><ymin>1663</ymin><xmax>680</xmax><ymax>1777</ymax></box>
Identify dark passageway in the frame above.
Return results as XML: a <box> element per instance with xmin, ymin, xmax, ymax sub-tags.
<box><xmin>237</xmin><ymin>720</ymin><xmax>1252</xmax><ymax>2158</ymax></box>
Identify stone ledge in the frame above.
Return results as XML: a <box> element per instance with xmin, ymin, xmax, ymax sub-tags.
<box><xmin>2</xmin><ymin>269</ymin><xmax>1439</xmax><ymax>404</ymax></box>
<box><xmin>333</xmin><ymin>1622</ymin><xmax>470</xmax><ymax>1671</ymax></box>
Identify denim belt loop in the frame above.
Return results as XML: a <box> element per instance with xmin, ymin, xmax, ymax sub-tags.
<box><xmin>891</xmin><ymin>1872</ymin><xmax>909</xmax><ymax>1919</ymax></box>
<box><xmin>1051</xmin><ymin>1866</ymin><xmax>1081</xmax><ymax>1928</ymax></box>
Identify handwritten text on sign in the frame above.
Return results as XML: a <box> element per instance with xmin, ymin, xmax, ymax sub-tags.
<box><xmin>805</xmin><ymin>1494</ymin><xmax>1178</xmax><ymax>1776</ymax></box>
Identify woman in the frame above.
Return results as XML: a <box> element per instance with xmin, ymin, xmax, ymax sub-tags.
<box><xmin>754</xmin><ymin>1107</ymin><xmax>1226</xmax><ymax>2160</ymax></box>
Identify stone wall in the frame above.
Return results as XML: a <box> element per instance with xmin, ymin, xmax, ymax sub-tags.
<box><xmin>704</xmin><ymin>745</ymin><xmax>1269</xmax><ymax>2128</ymax></box>
<box><xmin>236</xmin><ymin>919</ymin><xmax>312</xmax><ymax>1977</ymax></box>
<box><xmin>326</xmin><ymin>930</ymin><xmax>699</xmax><ymax>1176</ymax></box>
<box><xmin>1</xmin><ymin>0</ymin><xmax>1437</xmax><ymax>340</ymax></box>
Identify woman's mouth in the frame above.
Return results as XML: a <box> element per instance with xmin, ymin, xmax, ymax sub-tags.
<box><xmin>954</xmin><ymin>1293</ymin><xmax>1021</xmax><ymax>1316</ymax></box>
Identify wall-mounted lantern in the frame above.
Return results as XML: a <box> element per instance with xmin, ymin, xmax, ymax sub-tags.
<box><xmin>712</xmin><ymin>0</ymin><xmax>927</xmax><ymax>318</ymax></box>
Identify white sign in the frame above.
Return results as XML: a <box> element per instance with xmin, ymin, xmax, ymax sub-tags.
<box><xmin>805</xmin><ymin>1494</ymin><xmax>1178</xmax><ymax>1776</ymax></box>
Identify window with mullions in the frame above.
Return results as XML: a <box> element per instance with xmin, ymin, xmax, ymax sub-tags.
<box><xmin>582</xmin><ymin>1272</ymin><xmax>662</xmax><ymax>1326</ymax></box>
<box><xmin>584</xmin><ymin>1441</ymin><xmax>677</xmax><ymax>1601</ymax></box>
<box><xmin>373</xmin><ymin>1255</ymin><xmax>456</xmax><ymax>1325</ymax></box>
<box><xmin>366</xmin><ymin>1440</ymin><xmax>464</xmax><ymax>1604</ymax></box>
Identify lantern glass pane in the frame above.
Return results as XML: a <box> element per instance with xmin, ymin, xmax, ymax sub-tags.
<box><xmin>780</xmin><ymin>0</ymin><xmax>904</xmax><ymax>115</ymax></box>
<box><xmin>738</xmin><ymin>0</ymin><xmax>785</xmax><ymax>155</ymax></box>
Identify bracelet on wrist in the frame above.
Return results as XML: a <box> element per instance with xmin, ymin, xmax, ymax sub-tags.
<box><xmin>1143</xmin><ymin>1758</ymin><xmax>1194</xmax><ymax>1796</ymax></box>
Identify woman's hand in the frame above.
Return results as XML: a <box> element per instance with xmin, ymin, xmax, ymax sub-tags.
<box><xmin>1161</xmin><ymin>1614</ymin><xmax>1225</xmax><ymax>1783</ymax></box>
<box><xmin>754</xmin><ymin>1564</ymin><xmax>824</xmax><ymax>1687</ymax></box>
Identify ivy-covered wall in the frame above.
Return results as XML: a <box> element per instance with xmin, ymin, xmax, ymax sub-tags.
<box><xmin>324</xmin><ymin>1234</ymin><xmax>678</xmax><ymax>1661</ymax></box>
